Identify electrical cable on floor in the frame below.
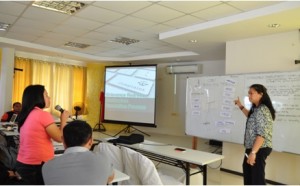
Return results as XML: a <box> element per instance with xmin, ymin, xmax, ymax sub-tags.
<box><xmin>208</xmin><ymin>159</ymin><xmax>222</xmax><ymax>169</ymax></box>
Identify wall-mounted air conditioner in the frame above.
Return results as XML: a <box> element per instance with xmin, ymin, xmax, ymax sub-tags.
<box><xmin>166</xmin><ymin>64</ymin><xmax>202</xmax><ymax>74</ymax></box>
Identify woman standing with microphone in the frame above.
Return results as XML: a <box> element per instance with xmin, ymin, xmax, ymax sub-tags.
<box><xmin>235</xmin><ymin>84</ymin><xmax>275</xmax><ymax>185</ymax></box>
<box><xmin>16</xmin><ymin>84</ymin><xmax>70</xmax><ymax>185</ymax></box>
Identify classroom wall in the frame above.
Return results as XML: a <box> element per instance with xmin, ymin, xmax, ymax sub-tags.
<box><xmin>224</xmin><ymin>30</ymin><xmax>300</xmax><ymax>184</ymax></box>
<box><xmin>133</xmin><ymin>60</ymin><xmax>225</xmax><ymax>136</ymax></box>
<box><xmin>86</xmin><ymin>60</ymin><xmax>226</xmax><ymax>135</ymax></box>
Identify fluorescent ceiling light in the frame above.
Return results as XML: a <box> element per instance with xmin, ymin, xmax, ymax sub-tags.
<box><xmin>32</xmin><ymin>1</ymin><xmax>85</xmax><ymax>15</ymax></box>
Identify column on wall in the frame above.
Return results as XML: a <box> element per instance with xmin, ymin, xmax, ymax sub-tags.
<box><xmin>0</xmin><ymin>48</ymin><xmax>15</xmax><ymax>115</ymax></box>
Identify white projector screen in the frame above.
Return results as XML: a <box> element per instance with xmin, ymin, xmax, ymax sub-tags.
<box><xmin>103</xmin><ymin>65</ymin><xmax>157</xmax><ymax>127</ymax></box>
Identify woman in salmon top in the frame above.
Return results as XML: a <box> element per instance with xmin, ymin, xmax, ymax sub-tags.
<box><xmin>16</xmin><ymin>84</ymin><xmax>70</xmax><ymax>184</ymax></box>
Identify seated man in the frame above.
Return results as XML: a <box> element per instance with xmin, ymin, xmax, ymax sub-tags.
<box><xmin>42</xmin><ymin>120</ymin><xmax>114</xmax><ymax>185</ymax></box>
<box><xmin>1</xmin><ymin>102</ymin><xmax>22</xmax><ymax>122</ymax></box>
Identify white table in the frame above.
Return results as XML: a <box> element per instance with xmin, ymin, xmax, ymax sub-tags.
<box><xmin>0</xmin><ymin>122</ymin><xmax>19</xmax><ymax>148</ymax></box>
<box><xmin>0</xmin><ymin>122</ymin><xmax>18</xmax><ymax>136</ymax></box>
<box><xmin>105</xmin><ymin>139</ymin><xmax>224</xmax><ymax>185</ymax></box>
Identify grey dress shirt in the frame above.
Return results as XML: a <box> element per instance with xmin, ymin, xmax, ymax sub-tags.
<box><xmin>42</xmin><ymin>146</ymin><xmax>113</xmax><ymax>185</ymax></box>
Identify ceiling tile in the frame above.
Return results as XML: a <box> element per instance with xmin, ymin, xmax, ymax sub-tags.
<box><xmin>99</xmin><ymin>42</ymin><xmax>120</xmax><ymax>50</ymax></box>
<box><xmin>9</xmin><ymin>25</ymin><xmax>46</xmax><ymax>37</ymax></box>
<box><xmin>34</xmin><ymin>37</ymin><xmax>66</xmax><ymax>47</ymax></box>
<box><xmin>61</xmin><ymin>16</ymin><xmax>105</xmax><ymax>31</ymax></box>
<box><xmin>5</xmin><ymin>32</ymin><xmax>38</xmax><ymax>42</ymax></box>
<box><xmin>22</xmin><ymin>6</ymin><xmax>69</xmax><ymax>24</ymax></box>
<box><xmin>95</xmin><ymin>24</ymin><xmax>130</xmax><ymax>35</ymax></box>
<box><xmin>132</xmin><ymin>4</ymin><xmax>185</xmax><ymax>23</ymax></box>
<box><xmin>192</xmin><ymin>3</ymin><xmax>242</xmax><ymax>21</ymax></box>
<box><xmin>81</xmin><ymin>31</ymin><xmax>115</xmax><ymax>42</ymax></box>
<box><xmin>139</xmin><ymin>23</ymin><xmax>174</xmax><ymax>34</ymax></box>
<box><xmin>119</xmin><ymin>30</ymin><xmax>155</xmax><ymax>41</ymax></box>
<box><xmin>71</xmin><ymin>37</ymin><xmax>103</xmax><ymax>46</ymax></box>
<box><xmin>13</xmin><ymin>18</ymin><xmax>56</xmax><ymax>31</ymax></box>
<box><xmin>40</xmin><ymin>32</ymin><xmax>75</xmax><ymax>42</ymax></box>
<box><xmin>158</xmin><ymin>1</ymin><xmax>222</xmax><ymax>14</ymax></box>
<box><xmin>111</xmin><ymin>16</ymin><xmax>156</xmax><ymax>30</ymax></box>
<box><xmin>82</xmin><ymin>45</ymin><xmax>112</xmax><ymax>53</ymax></box>
<box><xmin>92</xmin><ymin>1</ymin><xmax>153</xmax><ymax>14</ymax></box>
<box><xmin>16</xmin><ymin>1</ymin><xmax>33</xmax><ymax>6</ymax></box>
<box><xmin>0</xmin><ymin>1</ymin><xmax>28</xmax><ymax>16</ymax></box>
<box><xmin>163</xmin><ymin>15</ymin><xmax>205</xmax><ymax>28</ymax></box>
<box><xmin>51</xmin><ymin>25</ymin><xmax>90</xmax><ymax>37</ymax></box>
<box><xmin>227</xmin><ymin>1</ymin><xmax>282</xmax><ymax>12</ymax></box>
<box><xmin>0</xmin><ymin>13</ymin><xmax>18</xmax><ymax>24</ymax></box>
<box><xmin>75</xmin><ymin>5</ymin><xmax>125</xmax><ymax>23</ymax></box>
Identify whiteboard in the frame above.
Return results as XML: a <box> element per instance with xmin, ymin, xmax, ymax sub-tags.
<box><xmin>185</xmin><ymin>71</ymin><xmax>300</xmax><ymax>154</ymax></box>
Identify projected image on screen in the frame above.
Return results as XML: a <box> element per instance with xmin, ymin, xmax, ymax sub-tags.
<box><xmin>104</xmin><ymin>65</ymin><xmax>157</xmax><ymax>127</ymax></box>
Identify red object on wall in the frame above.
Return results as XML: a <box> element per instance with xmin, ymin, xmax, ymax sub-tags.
<box><xmin>99</xmin><ymin>91</ymin><xmax>105</xmax><ymax>122</ymax></box>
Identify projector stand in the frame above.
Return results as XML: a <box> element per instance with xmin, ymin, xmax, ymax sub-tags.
<box><xmin>93</xmin><ymin>99</ymin><xmax>106</xmax><ymax>132</ymax></box>
<box><xmin>113</xmin><ymin>125</ymin><xmax>150</xmax><ymax>137</ymax></box>
<box><xmin>93</xmin><ymin>122</ymin><xmax>106</xmax><ymax>132</ymax></box>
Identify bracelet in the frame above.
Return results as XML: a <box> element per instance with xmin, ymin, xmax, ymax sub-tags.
<box><xmin>239</xmin><ymin>106</ymin><xmax>244</xmax><ymax>110</ymax></box>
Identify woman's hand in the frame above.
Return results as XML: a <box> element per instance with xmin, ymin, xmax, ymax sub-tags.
<box><xmin>60</xmin><ymin>110</ymin><xmax>70</xmax><ymax>124</ymax></box>
<box><xmin>247</xmin><ymin>153</ymin><xmax>256</xmax><ymax>166</ymax></box>
<box><xmin>234</xmin><ymin>97</ymin><xmax>242</xmax><ymax>107</ymax></box>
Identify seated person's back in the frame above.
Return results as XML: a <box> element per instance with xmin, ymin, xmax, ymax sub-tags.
<box><xmin>42</xmin><ymin>120</ymin><xmax>114</xmax><ymax>185</ymax></box>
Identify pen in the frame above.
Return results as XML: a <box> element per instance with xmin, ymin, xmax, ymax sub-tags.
<box><xmin>245</xmin><ymin>153</ymin><xmax>249</xmax><ymax>158</ymax></box>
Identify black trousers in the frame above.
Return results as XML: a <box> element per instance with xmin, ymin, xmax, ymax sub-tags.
<box><xmin>243</xmin><ymin>147</ymin><xmax>272</xmax><ymax>185</ymax></box>
<box><xmin>15</xmin><ymin>161</ymin><xmax>44</xmax><ymax>185</ymax></box>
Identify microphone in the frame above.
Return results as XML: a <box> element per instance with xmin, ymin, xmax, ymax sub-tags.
<box><xmin>55</xmin><ymin>105</ymin><xmax>64</xmax><ymax>113</ymax></box>
<box><xmin>55</xmin><ymin>105</ymin><xmax>75</xmax><ymax>121</ymax></box>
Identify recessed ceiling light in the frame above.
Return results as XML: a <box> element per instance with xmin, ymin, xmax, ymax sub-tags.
<box><xmin>32</xmin><ymin>1</ymin><xmax>85</xmax><ymax>15</ymax></box>
<box><xmin>268</xmin><ymin>23</ymin><xmax>280</xmax><ymax>28</ymax></box>
<box><xmin>189</xmin><ymin>40</ymin><xmax>198</xmax><ymax>43</ymax></box>
<box><xmin>0</xmin><ymin>22</ymin><xmax>10</xmax><ymax>31</ymax></box>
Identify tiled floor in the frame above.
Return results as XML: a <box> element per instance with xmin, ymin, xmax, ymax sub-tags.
<box><xmin>92</xmin><ymin>129</ymin><xmax>244</xmax><ymax>185</ymax></box>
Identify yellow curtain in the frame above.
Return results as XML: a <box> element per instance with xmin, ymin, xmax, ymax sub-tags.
<box><xmin>31</xmin><ymin>60</ymin><xmax>52</xmax><ymax>90</ymax></box>
<box><xmin>51</xmin><ymin>63</ymin><xmax>72</xmax><ymax>114</ymax></box>
<box><xmin>72</xmin><ymin>66</ymin><xmax>87</xmax><ymax>115</ymax></box>
<box><xmin>13</xmin><ymin>57</ymin><xmax>87</xmax><ymax>117</ymax></box>
<box><xmin>13</xmin><ymin>57</ymin><xmax>32</xmax><ymax>102</ymax></box>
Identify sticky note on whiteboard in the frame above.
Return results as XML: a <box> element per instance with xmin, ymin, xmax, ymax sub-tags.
<box><xmin>219</xmin><ymin>128</ymin><xmax>231</xmax><ymax>134</ymax></box>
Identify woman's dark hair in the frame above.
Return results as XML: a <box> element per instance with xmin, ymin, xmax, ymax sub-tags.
<box><xmin>63</xmin><ymin>120</ymin><xmax>92</xmax><ymax>148</ymax></box>
<box><xmin>17</xmin><ymin>85</ymin><xmax>46</xmax><ymax>131</ymax></box>
<box><xmin>248</xmin><ymin>84</ymin><xmax>276</xmax><ymax>120</ymax></box>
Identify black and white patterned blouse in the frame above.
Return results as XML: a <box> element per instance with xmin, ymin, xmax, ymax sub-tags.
<box><xmin>244</xmin><ymin>104</ymin><xmax>273</xmax><ymax>149</ymax></box>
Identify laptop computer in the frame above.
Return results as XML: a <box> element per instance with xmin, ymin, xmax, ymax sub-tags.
<box><xmin>9</xmin><ymin>114</ymin><xmax>18</xmax><ymax>123</ymax></box>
